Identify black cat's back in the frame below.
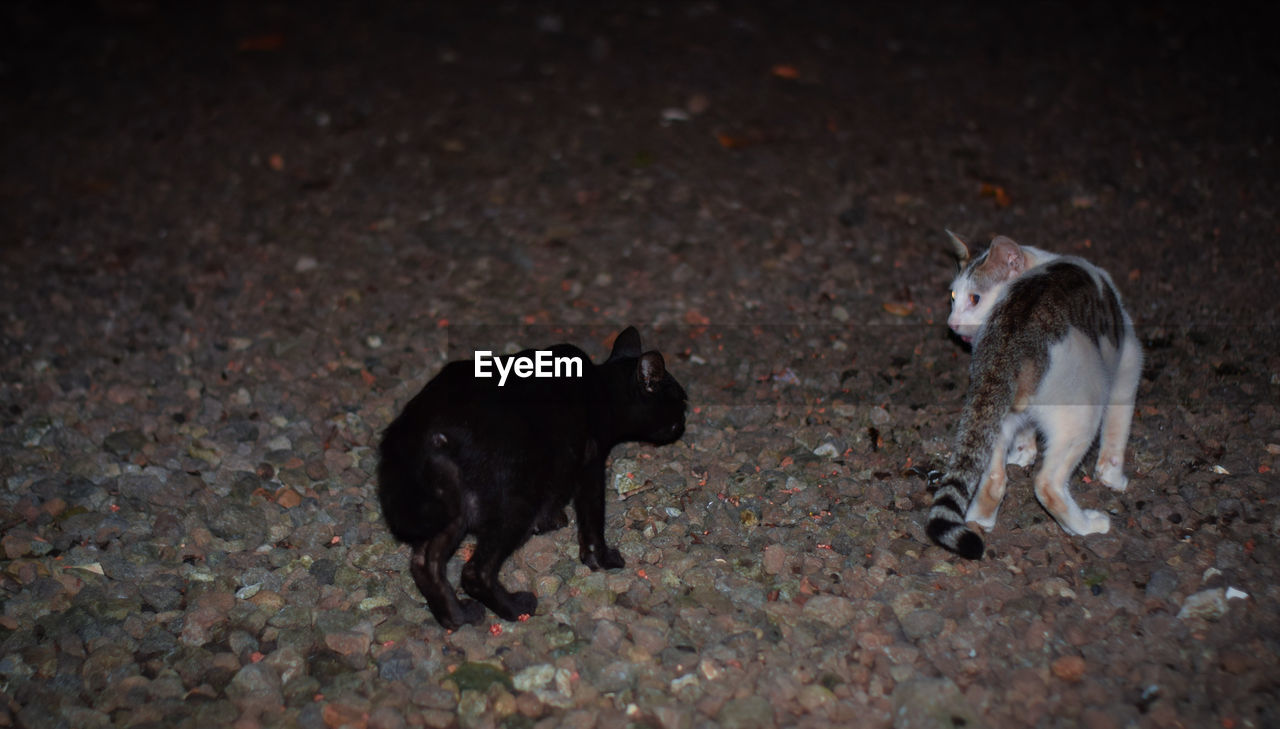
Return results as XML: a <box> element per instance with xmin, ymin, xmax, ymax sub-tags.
<box><xmin>377</xmin><ymin>344</ymin><xmax>594</xmax><ymax>544</ymax></box>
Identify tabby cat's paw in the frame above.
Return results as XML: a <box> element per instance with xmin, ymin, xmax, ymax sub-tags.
<box><xmin>1075</xmin><ymin>509</ymin><xmax>1111</xmax><ymax>536</ymax></box>
<box><xmin>966</xmin><ymin>506</ymin><xmax>998</xmax><ymax>530</ymax></box>
<box><xmin>1094</xmin><ymin>458</ymin><xmax>1128</xmax><ymax>492</ymax></box>
<box><xmin>1006</xmin><ymin>429</ymin><xmax>1037</xmax><ymax>467</ymax></box>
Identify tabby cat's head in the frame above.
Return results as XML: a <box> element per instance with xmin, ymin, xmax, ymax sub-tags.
<box><xmin>946</xmin><ymin>233</ymin><xmax>1032</xmax><ymax>344</ymax></box>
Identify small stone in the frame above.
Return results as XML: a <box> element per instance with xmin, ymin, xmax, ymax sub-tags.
<box><xmin>1080</xmin><ymin>707</ymin><xmax>1122</xmax><ymax>729</ymax></box>
<box><xmin>322</xmin><ymin>700</ymin><xmax>369</xmax><ymax>729</ymax></box>
<box><xmin>324</xmin><ymin>627</ymin><xmax>373</xmax><ymax>661</ymax></box>
<box><xmin>1177</xmin><ymin>589</ymin><xmax>1228</xmax><ymax>621</ymax></box>
<box><xmin>797</xmin><ymin>684</ymin><xmax>836</xmax><ymax>711</ymax></box>
<box><xmin>106</xmin><ymin>384</ymin><xmax>138</xmax><ymax>405</ymax></box>
<box><xmin>802</xmin><ymin>595</ymin><xmax>856</xmax><ymax>629</ymax></box>
<box><xmin>369</xmin><ymin>706</ymin><xmax>405</xmax><ymax>729</ymax></box>
<box><xmin>891</xmin><ymin>677</ymin><xmax>987</xmax><ymax>729</ymax></box>
<box><xmin>612</xmin><ymin>458</ymin><xmax>645</xmax><ymax>498</ymax></box>
<box><xmin>514</xmin><ymin>663</ymin><xmax>556</xmax><ymax>692</ymax></box>
<box><xmin>1051</xmin><ymin>655</ymin><xmax>1086</xmax><ymax>683</ymax></box>
<box><xmin>629</xmin><ymin>623</ymin><xmax>668</xmax><ymax>655</ymax></box>
<box><xmin>1</xmin><ymin>533</ymin><xmax>31</xmax><ymax>559</ymax></box>
<box><xmin>265</xmin><ymin>647</ymin><xmax>308</xmax><ymax>686</ymax></box>
<box><xmin>592</xmin><ymin>620</ymin><xmax>625</xmax><ymax>651</ymax></box>
<box><xmin>103</xmin><ymin>429</ymin><xmax>147</xmax><ymax>458</ymax></box>
<box><xmin>515</xmin><ymin>692</ymin><xmax>544</xmax><ymax>718</ymax></box>
<box><xmin>276</xmin><ymin>487</ymin><xmax>303</xmax><ymax>509</ymax></box>
<box><xmin>717</xmin><ymin>696</ymin><xmax>774</xmax><ymax>729</ymax></box>
<box><xmin>762</xmin><ymin>544</ymin><xmax>787</xmax><ymax>575</ymax></box>
<box><xmin>377</xmin><ymin>648</ymin><xmax>415</xmax><ymax>682</ymax></box>
<box><xmin>813</xmin><ymin>442</ymin><xmax>839</xmax><ymax>458</ymax></box>
<box><xmin>899</xmin><ymin>609</ymin><xmax>944</xmax><ymax>641</ymax></box>
<box><xmin>1220</xmin><ymin>650</ymin><xmax>1256</xmax><ymax>674</ymax></box>
<box><xmin>585</xmin><ymin>658</ymin><xmax>635</xmax><ymax>694</ymax></box>
<box><xmin>447</xmin><ymin>662</ymin><xmax>512</xmax><ymax>693</ymax></box>
<box><xmin>1144</xmin><ymin>567</ymin><xmax>1179</xmax><ymax>599</ymax></box>
<box><xmin>226</xmin><ymin>662</ymin><xmax>283</xmax><ymax>713</ymax></box>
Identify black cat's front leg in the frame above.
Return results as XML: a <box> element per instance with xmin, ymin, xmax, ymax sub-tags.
<box><xmin>409</xmin><ymin>517</ymin><xmax>484</xmax><ymax>630</ymax></box>
<box><xmin>573</xmin><ymin>467</ymin><xmax>624</xmax><ymax>570</ymax></box>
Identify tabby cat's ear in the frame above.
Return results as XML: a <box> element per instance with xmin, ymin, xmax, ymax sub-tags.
<box><xmin>608</xmin><ymin>326</ymin><xmax>643</xmax><ymax>361</ymax></box>
<box><xmin>637</xmin><ymin>352</ymin><xmax>667</xmax><ymax>393</ymax></box>
<box><xmin>945</xmin><ymin>229</ymin><xmax>971</xmax><ymax>269</ymax></box>
<box><xmin>989</xmin><ymin>236</ymin><xmax>1026</xmax><ymax>277</ymax></box>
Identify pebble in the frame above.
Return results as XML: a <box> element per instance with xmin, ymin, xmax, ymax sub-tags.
<box><xmin>899</xmin><ymin>609</ymin><xmax>944</xmax><ymax>641</ymax></box>
<box><xmin>891</xmin><ymin>677</ymin><xmax>986</xmax><ymax>729</ymax></box>
<box><xmin>1145</xmin><ymin>567</ymin><xmax>1179</xmax><ymax>599</ymax></box>
<box><xmin>717</xmin><ymin>696</ymin><xmax>774</xmax><ymax>729</ymax></box>
<box><xmin>1177</xmin><ymin>589</ymin><xmax>1229</xmax><ymax>621</ymax></box>
<box><xmin>802</xmin><ymin>595</ymin><xmax>856</xmax><ymax>629</ymax></box>
<box><xmin>1051</xmin><ymin>655</ymin><xmax>1086</xmax><ymax>683</ymax></box>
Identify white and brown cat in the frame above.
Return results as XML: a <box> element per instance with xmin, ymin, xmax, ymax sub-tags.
<box><xmin>927</xmin><ymin>231</ymin><xmax>1142</xmax><ymax>559</ymax></box>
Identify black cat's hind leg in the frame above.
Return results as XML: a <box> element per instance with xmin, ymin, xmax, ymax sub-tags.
<box><xmin>409</xmin><ymin>516</ymin><xmax>484</xmax><ymax>630</ymax></box>
<box><xmin>532</xmin><ymin>506</ymin><xmax>569</xmax><ymax>534</ymax></box>
<box><xmin>573</xmin><ymin>470</ymin><xmax>624</xmax><ymax>570</ymax></box>
<box><xmin>460</xmin><ymin>523</ymin><xmax>537</xmax><ymax>621</ymax></box>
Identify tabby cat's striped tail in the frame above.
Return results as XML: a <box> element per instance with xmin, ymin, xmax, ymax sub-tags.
<box><xmin>926</xmin><ymin>477</ymin><xmax>985</xmax><ymax>559</ymax></box>
<box><xmin>926</xmin><ymin>355</ymin><xmax>1023</xmax><ymax>560</ymax></box>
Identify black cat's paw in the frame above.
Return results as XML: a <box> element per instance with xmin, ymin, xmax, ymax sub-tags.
<box><xmin>455</xmin><ymin>599</ymin><xmax>487</xmax><ymax>628</ymax></box>
<box><xmin>508</xmin><ymin>591</ymin><xmax>538</xmax><ymax>619</ymax></box>
<box><xmin>533</xmin><ymin>508</ymin><xmax>569</xmax><ymax>534</ymax></box>
<box><xmin>433</xmin><ymin>598</ymin><xmax>487</xmax><ymax>631</ymax></box>
<box><xmin>581</xmin><ymin>544</ymin><xmax>625</xmax><ymax>571</ymax></box>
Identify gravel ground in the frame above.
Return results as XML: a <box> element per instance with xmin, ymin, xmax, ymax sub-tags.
<box><xmin>2</xmin><ymin>2</ymin><xmax>1278</xmax><ymax>728</ymax></box>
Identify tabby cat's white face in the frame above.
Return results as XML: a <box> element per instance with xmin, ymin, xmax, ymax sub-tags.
<box><xmin>947</xmin><ymin>273</ymin><xmax>1004</xmax><ymax>344</ymax></box>
<box><xmin>946</xmin><ymin>235</ymin><xmax>1037</xmax><ymax>345</ymax></box>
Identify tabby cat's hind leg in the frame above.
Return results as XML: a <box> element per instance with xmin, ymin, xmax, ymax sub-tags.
<box><xmin>1095</xmin><ymin>334</ymin><xmax>1141</xmax><ymax>491</ymax></box>
<box><xmin>968</xmin><ymin>416</ymin><xmax>1026</xmax><ymax>529</ymax></box>
<box><xmin>1033</xmin><ymin>406</ymin><xmax>1109</xmax><ymax>536</ymax></box>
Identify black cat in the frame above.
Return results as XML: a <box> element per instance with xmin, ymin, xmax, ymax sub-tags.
<box><xmin>377</xmin><ymin>326</ymin><xmax>687</xmax><ymax>629</ymax></box>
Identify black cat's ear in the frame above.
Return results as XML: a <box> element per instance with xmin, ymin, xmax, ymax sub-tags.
<box><xmin>945</xmin><ymin>229</ymin><xmax>970</xmax><ymax>270</ymax></box>
<box><xmin>637</xmin><ymin>351</ymin><xmax>666</xmax><ymax>393</ymax></box>
<box><xmin>608</xmin><ymin>326</ymin><xmax>643</xmax><ymax>362</ymax></box>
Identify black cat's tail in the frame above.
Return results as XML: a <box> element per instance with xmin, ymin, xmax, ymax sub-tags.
<box><xmin>376</xmin><ymin>422</ymin><xmax>453</xmax><ymax>544</ymax></box>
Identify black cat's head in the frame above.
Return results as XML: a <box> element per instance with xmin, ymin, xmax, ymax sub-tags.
<box><xmin>605</xmin><ymin>326</ymin><xmax>687</xmax><ymax>444</ymax></box>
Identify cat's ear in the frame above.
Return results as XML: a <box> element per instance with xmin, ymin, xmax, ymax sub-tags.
<box><xmin>945</xmin><ymin>229</ymin><xmax>971</xmax><ymax>269</ymax></box>
<box><xmin>608</xmin><ymin>326</ymin><xmax>643</xmax><ymax>361</ymax></box>
<box><xmin>989</xmin><ymin>236</ymin><xmax>1026</xmax><ymax>277</ymax></box>
<box><xmin>637</xmin><ymin>352</ymin><xmax>666</xmax><ymax>393</ymax></box>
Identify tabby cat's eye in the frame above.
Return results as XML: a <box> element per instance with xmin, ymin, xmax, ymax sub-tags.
<box><xmin>969</xmin><ymin>294</ymin><xmax>981</xmax><ymax>306</ymax></box>
<box><xmin>950</xmin><ymin>291</ymin><xmax>956</xmax><ymax>302</ymax></box>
